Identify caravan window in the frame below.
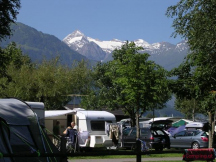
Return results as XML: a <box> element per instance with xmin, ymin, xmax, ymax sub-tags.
<box><xmin>91</xmin><ymin>121</ymin><xmax>112</xmax><ymax>131</ymax></box>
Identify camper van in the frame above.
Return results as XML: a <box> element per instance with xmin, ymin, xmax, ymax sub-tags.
<box><xmin>45</xmin><ymin>109</ymin><xmax>116</xmax><ymax>148</ymax></box>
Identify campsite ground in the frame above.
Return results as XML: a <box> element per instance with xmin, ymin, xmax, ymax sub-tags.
<box><xmin>67</xmin><ymin>151</ymin><xmax>185</xmax><ymax>162</ymax></box>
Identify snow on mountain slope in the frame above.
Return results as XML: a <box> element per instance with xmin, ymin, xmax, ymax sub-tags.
<box><xmin>63</xmin><ymin>30</ymin><xmax>188</xmax><ymax>62</ymax></box>
<box><xmin>87</xmin><ymin>38</ymin><xmax>124</xmax><ymax>53</ymax></box>
<box><xmin>63</xmin><ymin>30</ymin><xmax>164</xmax><ymax>54</ymax></box>
<box><xmin>63</xmin><ymin>30</ymin><xmax>88</xmax><ymax>50</ymax></box>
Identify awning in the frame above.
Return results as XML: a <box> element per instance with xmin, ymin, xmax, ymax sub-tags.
<box><xmin>45</xmin><ymin>110</ymin><xmax>76</xmax><ymax>118</ymax></box>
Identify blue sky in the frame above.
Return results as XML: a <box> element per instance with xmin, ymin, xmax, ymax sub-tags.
<box><xmin>17</xmin><ymin>0</ymin><xmax>182</xmax><ymax>44</ymax></box>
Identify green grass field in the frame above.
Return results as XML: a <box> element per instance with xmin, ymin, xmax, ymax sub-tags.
<box><xmin>68</xmin><ymin>149</ymin><xmax>213</xmax><ymax>162</ymax></box>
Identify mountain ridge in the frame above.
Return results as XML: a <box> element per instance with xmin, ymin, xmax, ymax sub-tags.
<box><xmin>63</xmin><ymin>30</ymin><xmax>189</xmax><ymax>70</ymax></box>
<box><xmin>0</xmin><ymin>23</ymin><xmax>93</xmax><ymax>66</ymax></box>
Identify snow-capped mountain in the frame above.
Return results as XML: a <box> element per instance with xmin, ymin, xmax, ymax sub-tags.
<box><xmin>62</xmin><ymin>30</ymin><xmax>106</xmax><ymax>61</ymax></box>
<box><xmin>63</xmin><ymin>30</ymin><xmax>189</xmax><ymax>69</ymax></box>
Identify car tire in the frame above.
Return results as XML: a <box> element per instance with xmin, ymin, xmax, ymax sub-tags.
<box><xmin>192</xmin><ymin>142</ymin><xmax>200</xmax><ymax>149</ymax></box>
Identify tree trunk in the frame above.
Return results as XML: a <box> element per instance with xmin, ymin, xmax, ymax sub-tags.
<box><xmin>208</xmin><ymin>111</ymin><xmax>215</xmax><ymax>148</ymax></box>
<box><xmin>136</xmin><ymin>111</ymin><xmax>140</xmax><ymax>140</ymax></box>
<box><xmin>192</xmin><ymin>99</ymin><xmax>195</xmax><ymax>121</ymax></box>
<box><xmin>131</xmin><ymin>117</ymin><xmax>136</xmax><ymax>127</ymax></box>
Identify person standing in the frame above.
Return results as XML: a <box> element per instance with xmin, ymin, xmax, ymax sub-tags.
<box><xmin>63</xmin><ymin>121</ymin><xmax>75</xmax><ymax>134</ymax></box>
<box><xmin>63</xmin><ymin>122</ymin><xmax>78</xmax><ymax>152</ymax></box>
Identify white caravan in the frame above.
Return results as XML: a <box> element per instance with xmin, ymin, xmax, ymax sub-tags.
<box><xmin>26</xmin><ymin>101</ymin><xmax>45</xmax><ymax>126</ymax></box>
<box><xmin>45</xmin><ymin>109</ymin><xmax>116</xmax><ymax>148</ymax></box>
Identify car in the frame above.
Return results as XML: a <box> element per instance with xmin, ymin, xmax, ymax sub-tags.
<box><xmin>169</xmin><ymin>130</ymin><xmax>209</xmax><ymax>149</ymax></box>
<box><xmin>121</xmin><ymin>127</ymin><xmax>170</xmax><ymax>151</ymax></box>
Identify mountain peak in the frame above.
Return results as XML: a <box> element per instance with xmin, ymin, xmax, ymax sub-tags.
<box><xmin>71</xmin><ymin>30</ymin><xmax>85</xmax><ymax>37</ymax></box>
<box><xmin>63</xmin><ymin>30</ymin><xmax>88</xmax><ymax>47</ymax></box>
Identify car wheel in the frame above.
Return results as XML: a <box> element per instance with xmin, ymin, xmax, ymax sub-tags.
<box><xmin>192</xmin><ymin>142</ymin><xmax>200</xmax><ymax>149</ymax></box>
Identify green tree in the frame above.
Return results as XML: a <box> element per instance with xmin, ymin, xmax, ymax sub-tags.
<box><xmin>82</xmin><ymin>42</ymin><xmax>171</xmax><ymax>139</ymax></box>
<box><xmin>175</xmin><ymin>98</ymin><xmax>202</xmax><ymax>121</ymax></box>
<box><xmin>169</xmin><ymin>61</ymin><xmax>204</xmax><ymax>121</ymax></box>
<box><xmin>0</xmin><ymin>0</ymin><xmax>21</xmax><ymax>41</ymax></box>
<box><xmin>0</xmin><ymin>46</ymin><xmax>92</xmax><ymax>109</ymax></box>
<box><xmin>32</xmin><ymin>59</ymin><xmax>75</xmax><ymax>109</ymax></box>
<box><xmin>70</xmin><ymin>60</ymin><xmax>93</xmax><ymax>96</ymax></box>
<box><xmin>146</xmin><ymin>113</ymin><xmax>155</xmax><ymax>118</ymax></box>
<box><xmin>0</xmin><ymin>42</ymin><xmax>32</xmax><ymax>96</ymax></box>
<box><xmin>0</xmin><ymin>42</ymin><xmax>31</xmax><ymax>77</ymax></box>
<box><xmin>167</xmin><ymin>0</ymin><xmax>216</xmax><ymax>147</ymax></box>
<box><xmin>27</xmin><ymin>59</ymin><xmax>92</xmax><ymax>109</ymax></box>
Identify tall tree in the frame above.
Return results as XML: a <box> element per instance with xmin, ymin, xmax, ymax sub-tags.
<box><xmin>167</xmin><ymin>0</ymin><xmax>216</xmax><ymax>147</ymax></box>
<box><xmin>82</xmin><ymin>42</ymin><xmax>171</xmax><ymax>139</ymax></box>
<box><xmin>0</xmin><ymin>0</ymin><xmax>20</xmax><ymax>41</ymax></box>
<box><xmin>0</xmin><ymin>42</ymin><xmax>31</xmax><ymax>77</ymax></box>
<box><xmin>169</xmin><ymin>61</ymin><xmax>204</xmax><ymax>121</ymax></box>
<box><xmin>175</xmin><ymin>98</ymin><xmax>202</xmax><ymax>121</ymax></box>
<box><xmin>0</xmin><ymin>44</ymin><xmax>92</xmax><ymax>109</ymax></box>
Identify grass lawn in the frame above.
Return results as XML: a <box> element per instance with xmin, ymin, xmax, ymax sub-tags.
<box><xmin>68</xmin><ymin>154</ymin><xmax>208</xmax><ymax>162</ymax></box>
<box><xmin>68</xmin><ymin>152</ymin><xmax>183</xmax><ymax>159</ymax></box>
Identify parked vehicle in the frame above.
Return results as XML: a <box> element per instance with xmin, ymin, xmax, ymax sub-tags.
<box><xmin>169</xmin><ymin>130</ymin><xmax>209</xmax><ymax>149</ymax></box>
<box><xmin>121</xmin><ymin>127</ymin><xmax>170</xmax><ymax>151</ymax></box>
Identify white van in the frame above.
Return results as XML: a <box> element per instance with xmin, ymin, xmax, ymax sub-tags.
<box><xmin>45</xmin><ymin>109</ymin><xmax>116</xmax><ymax>148</ymax></box>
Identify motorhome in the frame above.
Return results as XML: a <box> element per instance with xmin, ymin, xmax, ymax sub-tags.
<box><xmin>45</xmin><ymin>109</ymin><xmax>116</xmax><ymax>148</ymax></box>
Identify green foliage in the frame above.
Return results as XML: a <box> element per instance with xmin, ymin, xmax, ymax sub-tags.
<box><xmin>167</xmin><ymin>0</ymin><xmax>216</xmax><ymax>112</ymax></box>
<box><xmin>174</xmin><ymin>98</ymin><xmax>204</xmax><ymax>120</ymax></box>
<box><xmin>0</xmin><ymin>59</ymin><xmax>92</xmax><ymax>109</ymax></box>
<box><xmin>146</xmin><ymin>113</ymin><xmax>155</xmax><ymax>118</ymax></box>
<box><xmin>166</xmin><ymin>0</ymin><xmax>216</xmax><ymax>54</ymax></box>
<box><xmin>82</xmin><ymin>42</ymin><xmax>171</xmax><ymax>128</ymax></box>
<box><xmin>0</xmin><ymin>42</ymin><xmax>31</xmax><ymax>77</ymax></box>
<box><xmin>168</xmin><ymin>60</ymin><xmax>204</xmax><ymax>120</ymax></box>
<box><xmin>0</xmin><ymin>0</ymin><xmax>20</xmax><ymax>41</ymax></box>
<box><xmin>167</xmin><ymin>0</ymin><xmax>216</xmax><ymax>147</ymax></box>
<box><xmin>32</xmin><ymin>59</ymin><xmax>74</xmax><ymax>109</ymax></box>
<box><xmin>0</xmin><ymin>43</ymin><xmax>92</xmax><ymax>109</ymax></box>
